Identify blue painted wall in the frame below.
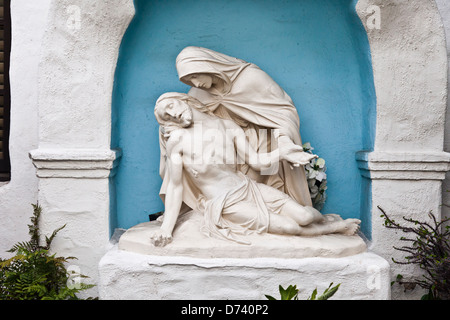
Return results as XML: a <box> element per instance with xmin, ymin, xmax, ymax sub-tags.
<box><xmin>111</xmin><ymin>0</ymin><xmax>376</xmax><ymax>233</ymax></box>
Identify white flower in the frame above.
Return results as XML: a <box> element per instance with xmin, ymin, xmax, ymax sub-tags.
<box><xmin>303</xmin><ymin>143</ymin><xmax>328</xmax><ymax>210</ymax></box>
<box><xmin>306</xmin><ymin>158</ymin><xmax>327</xmax><ymax>181</ymax></box>
<box><xmin>315</xmin><ymin>158</ymin><xmax>325</xmax><ymax>169</ymax></box>
<box><xmin>316</xmin><ymin>171</ymin><xmax>327</xmax><ymax>182</ymax></box>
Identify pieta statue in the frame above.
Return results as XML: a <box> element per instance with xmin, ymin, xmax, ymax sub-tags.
<box><xmin>151</xmin><ymin>47</ymin><xmax>360</xmax><ymax>247</ymax></box>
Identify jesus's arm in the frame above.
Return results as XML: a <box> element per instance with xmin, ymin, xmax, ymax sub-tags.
<box><xmin>150</xmin><ymin>140</ymin><xmax>184</xmax><ymax>247</ymax></box>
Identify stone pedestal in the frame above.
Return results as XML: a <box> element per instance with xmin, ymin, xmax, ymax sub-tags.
<box><xmin>98</xmin><ymin>246</ymin><xmax>390</xmax><ymax>300</ymax></box>
<box><xmin>98</xmin><ymin>211</ymin><xmax>389</xmax><ymax>300</ymax></box>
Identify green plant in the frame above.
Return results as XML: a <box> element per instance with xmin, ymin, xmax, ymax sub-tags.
<box><xmin>379</xmin><ymin>206</ymin><xmax>450</xmax><ymax>300</ymax></box>
<box><xmin>265</xmin><ymin>283</ymin><xmax>340</xmax><ymax>300</ymax></box>
<box><xmin>266</xmin><ymin>285</ymin><xmax>299</xmax><ymax>300</ymax></box>
<box><xmin>0</xmin><ymin>204</ymin><xmax>95</xmax><ymax>300</ymax></box>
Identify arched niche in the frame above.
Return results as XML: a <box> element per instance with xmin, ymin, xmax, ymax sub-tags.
<box><xmin>111</xmin><ymin>0</ymin><xmax>377</xmax><ymax>232</ymax></box>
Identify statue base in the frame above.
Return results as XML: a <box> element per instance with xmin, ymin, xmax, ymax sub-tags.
<box><xmin>97</xmin><ymin>211</ymin><xmax>390</xmax><ymax>300</ymax></box>
<box><xmin>98</xmin><ymin>246</ymin><xmax>390</xmax><ymax>300</ymax></box>
<box><xmin>117</xmin><ymin>210</ymin><xmax>367</xmax><ymax>259</ymax></box>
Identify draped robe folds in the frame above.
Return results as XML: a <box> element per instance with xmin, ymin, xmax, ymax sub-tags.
<box><xmin>173</xmin><ymin>46</ymin><xmax>312</xmax><ymax>207</ymax></box>
<box><xmin>201</xmin><ymin>172</ymin><xmax>271</xmax><ymax>245</ymax></box>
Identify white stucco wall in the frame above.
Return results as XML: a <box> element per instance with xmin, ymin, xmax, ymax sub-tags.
<box><xmin>0</xmin><ymin>0</ymin><xmax>51</xmax><ymax>257</ymax></box>
<box><xmin>435</xmin><ymin>0</ymin><xmax>450</xmax><ymax>228</ymax></box>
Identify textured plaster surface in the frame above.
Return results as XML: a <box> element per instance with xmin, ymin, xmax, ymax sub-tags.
<box><xmin>370</xmin><ymin>179</ymin><xmax>442</xmax><ymax>299</ymax></box>
<box><xmin>0</xmin><ymin>0</ymin><xmax>51</xmax><ymax>257</ymax></box>
<box><xmin>37</xmin><ymin>177</ymin><xmax>111</xmax><ymax>291</ymax></box>
<box><xmin>38</xmin><ymin>0</ymin><xmax>135</xmax><ymax>150</ymax></box>
<box><xmin>99</xmin><ymin>246</ymin><xmax>390</xmax><ymax>300</ymax></box>
<box><xmin>357</xmin><ymin>0</ymin><xmax>447</xmax><ymax>152</ymax></box>
<box><xmin>435</xmin><ymin>0</ymin><xmax>450</xmax><ymax>234</ymax></box>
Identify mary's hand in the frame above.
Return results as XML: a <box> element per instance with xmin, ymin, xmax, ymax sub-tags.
<box><xmin>278</xmin><ymin>137</ymin><xmax>318</xmax><ymax>167</ymax></box>
<box><xmin>283</xmin><ymin>148</ymin><xmax>318</xmax><ymax>167</ymax></box>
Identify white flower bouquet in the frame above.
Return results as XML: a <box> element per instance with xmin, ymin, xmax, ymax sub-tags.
<box><xmin>302</xmin><ymin>142</ymin><xmax>327</xmax><ymax>210</ymax></box>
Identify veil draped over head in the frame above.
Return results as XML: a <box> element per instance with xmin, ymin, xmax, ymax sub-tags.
<box><xmin>172</xmin><ymin>46</ymin><xmax>312</xmax><ymax>207</ymax></box>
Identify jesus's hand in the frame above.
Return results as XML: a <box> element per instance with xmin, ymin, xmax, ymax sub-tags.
<box><xmin>150</xmin><ymin>229</ymin><xmax>173</xmax><ymax>247</ymax></box>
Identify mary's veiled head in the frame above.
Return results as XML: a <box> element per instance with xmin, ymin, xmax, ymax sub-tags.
<box><xmin>176</xmin><ymin>46</ymin><xmax>250</xmax><ymax>94</ymax></box>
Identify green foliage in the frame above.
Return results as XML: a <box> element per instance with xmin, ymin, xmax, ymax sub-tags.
<box><xmin>265</xmin><ymin>283</ymin><xmax>340</xmax><ymax>300</ymax></box>
<box><xmin>308</xmin><ymin>283</ymin><xmax>340</xmax><ymax>300</ymax></box>
<box><xmin>266</xmin><ymin>285</ymin><xmax>299</xmax><ymax>300</ymax></box>
<box><xmin>379</xmin><ymin>206</ymin><xmax>450</xmax><ymax>300</ymax></box>
<box><xmin>0</xmin><ymin>204</ymin><xmax>95</xmax><ymax>300</ymax></box>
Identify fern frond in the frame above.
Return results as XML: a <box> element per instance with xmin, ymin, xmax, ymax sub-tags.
<box><xmin>44</xmin><ymin>224</ymin><xmax>66</xmax><ymax>250</ymax></box>
<box><xmin>0</xmin><ymin>254</ymin><xmax>26</xmax><ymax>268</ymax></box>
<box><xmin>7</xmin><ymin>241</ymin><xmax>35</xmax><ymax>254</ymax></box>
<box><xmin>29</xmin><ymin>203</ymin><xmax>42</xmax><ymax>251</ymax></box>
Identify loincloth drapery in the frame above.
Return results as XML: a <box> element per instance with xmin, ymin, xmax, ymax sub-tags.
<box><xmin>200</xmin><ymin>172</ymin><xmax>290</xmax><ymax>245</ymax></box>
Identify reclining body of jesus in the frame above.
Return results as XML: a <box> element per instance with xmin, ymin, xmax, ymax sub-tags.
<box><xmin>151</xmin><ymin>92</ymin><xmax>360</xmax><ymax>246</ymax></box>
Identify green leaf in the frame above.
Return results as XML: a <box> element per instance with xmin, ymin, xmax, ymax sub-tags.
<box><xmin>311</xmin><ymin>283</ymin><xmax>340</xmax><ymax>300</ymax></box>
<box><xmin>309</xmin><ymin>288</ymin><xmax>317</xmax><ymax>300</ymax></box>
<box><xmin>44</xmin><ymin>224</ymin><xmax>66</xmax><ymax>250</ymax></box>
<box><xmin>279</xmin><ymin>285</ymin><xmax>299</xmax><ymax>300</ymax></box>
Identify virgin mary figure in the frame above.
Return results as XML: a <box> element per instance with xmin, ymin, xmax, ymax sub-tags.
<box><xmin>171</xmin><ymin>46</ymin><xmax>312</xmax><ymax>208</ymax></box>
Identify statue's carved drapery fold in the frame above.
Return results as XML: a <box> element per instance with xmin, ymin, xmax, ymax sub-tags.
<box><xmin>172</xmin><ymin>46</ymin><xmax>312</xmax><ymax>207</ymax></box>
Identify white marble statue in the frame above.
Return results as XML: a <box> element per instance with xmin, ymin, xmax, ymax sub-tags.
<box><xmin>151</xmin><ymin>92</ymin><xmax>360</xmax><ymax>246</ymax></box>
<box><xmin>173</xmin><ymin>46</ymin><xmax>312</xmax><ymax>207</ymax></box>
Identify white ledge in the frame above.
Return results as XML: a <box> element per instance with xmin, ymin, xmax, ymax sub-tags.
<box><xmin>99</xmin><ymin>246</ymin><xmax>390</xmax><ymax>300</ymax></box>
<box><xmin>29</xmin><ymin>148</ymin><xmax>122</xmax><ymax>179</ymax></box>
<box><xmin>356</xmin><ymin>151</ymin><xmax>450</xmax><ymax>180</ymax></box>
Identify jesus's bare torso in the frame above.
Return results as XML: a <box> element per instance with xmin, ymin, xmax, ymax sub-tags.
<box><xmin>168</xmin><ymin>117</ymin><xmax>245</xmax><ymax>200</ymax></box>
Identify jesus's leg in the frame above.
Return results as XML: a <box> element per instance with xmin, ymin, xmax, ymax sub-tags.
<box><xmin>279</xmin><ymin>200</ymin><xmax>325</xmax><ymax>226</ymax></box>
<box><xmin>268</xmin><ymin>213</ymin><xmax>360</xmax><ymax>236</ymax></box>
<box><xmin>256</xmin><ymin>184</ymin><xmax>324</xmax><ymax>226</ymax></box>
<box><xmin>297</xmin><ymin>218</ymin><xmax>361</xmax><ymax>236</ymax></box>
<box><xmin>278</xmin><ymin>199</ymin><xmax>361</xmax><ymax>235</ymax></box>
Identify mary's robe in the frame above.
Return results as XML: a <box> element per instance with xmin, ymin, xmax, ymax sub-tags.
<box><xmin>175</xmin><ymin>46</ymin><xmax>312</xmax><ymax>207</ymax></box>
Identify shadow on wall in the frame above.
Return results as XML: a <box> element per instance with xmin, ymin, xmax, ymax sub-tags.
<box><xmin>111</xmin><ymin>0</ymin><xmax>376</xmax><ymax>233</ymax></box>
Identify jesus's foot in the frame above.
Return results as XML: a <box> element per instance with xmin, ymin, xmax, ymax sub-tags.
<box><xmin>337</xmin><ymin>219</ymin><xmax>361</xmax><ymax>236</ymax></box>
